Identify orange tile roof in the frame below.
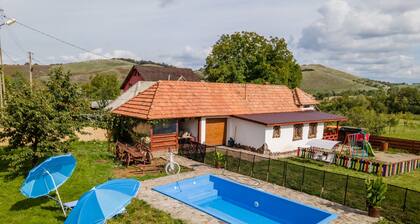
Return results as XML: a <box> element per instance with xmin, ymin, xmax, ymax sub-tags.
<box><xmin>113</xmin><ymin>81</ymin><xmax>318</xmax><ymax>120</ymax></box>
<box><xmin>295</xmin><ymin>88</ymin><xmax>318</xmax><ymax>105</ymax></box>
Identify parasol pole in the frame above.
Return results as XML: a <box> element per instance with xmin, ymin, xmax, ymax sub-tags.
<box><xmin>44</xmin><ymin>170</ymin><xmax>67</xmax><ymax>217</ymax></box>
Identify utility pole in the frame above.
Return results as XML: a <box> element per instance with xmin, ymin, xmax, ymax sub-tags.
<box><xmin>0</xmin><ymin>44</ymin><xmax>3</xmax><ymax>108</ymax></box>
<box><xmin>28</xmin><ymin>51</ymin><xmax>33</xmax><ymax>90</ymax></box>
<box><xmin>0</xmin><ymin>9</ymin><xmax>16</xmax><ymax>108</ymax></box>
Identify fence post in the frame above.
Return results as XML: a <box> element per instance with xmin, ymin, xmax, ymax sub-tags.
<box><xmin>403</xmin><ymin>188</ymin><xmax>408</xmax><ymax>212</ymax></box>
<box><xmin>266</xmin><ymin>158</ymin><xmax>271</xmax><ymax>182</ymax></box>
<box><xmin>283</xmin><ymin>161</ymin><xmax>288</xmax><ymax>187</ymax></box>
<box><xmin>343</xmin><ymin>175</ymin><xmax>349</xmax><ymax>205</ymax></box>
<box><xmin>300</xmin><ymin>166</ymin><xmax>306</xmax><ymax>192</ymax></box>
<box><xmin>320</xmin><ymin>170</ymin><xmax>326</xmax><ymax>198</ymax></box>
<box><xmin>251</xmin><ymin>155</ymin><xmax>256</xmax><ymax>177</ymax></box>
<box><xmin>237</xmin><ymin>151</ymin><xmax>242</xmax><ymax>172</ymax></box>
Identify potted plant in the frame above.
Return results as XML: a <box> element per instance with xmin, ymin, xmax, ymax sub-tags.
<box><xmin>214</xmin><ymin>151</ymin><xmax>225</xmax><ymax>168</ymax></box>
<box><xmin>365</xmin><ymin>177</ymin><xmax>387</xmax><ymax>217</ymax></box>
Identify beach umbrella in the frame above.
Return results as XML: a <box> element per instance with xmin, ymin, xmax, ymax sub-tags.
<box><xmin>65</xmin><ymin>178</ymin><xmax>141</xmax><ymax>224</ymax></box>
<box><xmin>21</xmin><ymin>154</ymin><xmax>76</xmax><ymax>216</ymax></box>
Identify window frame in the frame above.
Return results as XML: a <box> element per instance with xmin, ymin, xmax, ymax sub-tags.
<box><xmin>308</xmin><ymin>123</ymin><xmax>318</xmax><ymax>139</ymax></box>
<box><xmin>293</xmin><ymin>124</ymin><xmax>303</xmax><ymax>141</ymax></box>
<box><xmin>272</xmin><ymin>126</ymin><xmax>281</xmax><ymax>138</ymax></box>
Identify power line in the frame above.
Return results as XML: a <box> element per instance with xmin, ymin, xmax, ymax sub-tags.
<box><xmin>2</xmin><ymin>49</ymin><xmax>19</xmax><ymax>64</ymax></box>
<box><xmin>13</xmin><ymin>20</ymin><xmax>111</xmax><ymax>60</ymax></box>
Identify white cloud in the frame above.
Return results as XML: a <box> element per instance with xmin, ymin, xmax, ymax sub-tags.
<box><xmin>298</xmin><ymin>0</ymin><xmax>420</xmax><ymax>82</ymax></box>
<box><xmin>159</xmin><ymin>45</ymin><xmax>211</xmax><ymax>68</ymax></box>
<box><xmin>58</xmin><ymin>48</ymin><xmax>140</xmax><ymax>62</ymax></box>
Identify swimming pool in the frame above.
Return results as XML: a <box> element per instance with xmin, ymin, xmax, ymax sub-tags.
<box><xmin>153</xmin><ymin>174</ymin><xmax>336</xmax><ymax>224</ymax></box>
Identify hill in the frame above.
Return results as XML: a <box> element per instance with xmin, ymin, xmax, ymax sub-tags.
<box><xmin>4</xmin><ymin>60</ymin><xmax>389</xmax><ymax>94</ymax></box>
<box><xmin>3</xmin><ymin>59</ymin><xmax>135</xmax><ymax>84</ymax></box>
<box><xmin>300</xmin><ymin>64</ymin><xmax>387</xmax><ymax>94</ymax></box>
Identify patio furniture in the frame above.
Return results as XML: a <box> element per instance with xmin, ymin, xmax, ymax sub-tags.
<box><xmin>64</xmin><ymin>179</ymin><xmax>140</xmax><ymax>224</ymax></box>
<box><xmin>20</xmin><ymin>154</ymin><xmax>77</xmax><ymax>217</ymax></box>
<box><xmin>115</xmin><ymin>141</ymin><xmax>153</xmax><ymax>167</ymax></box>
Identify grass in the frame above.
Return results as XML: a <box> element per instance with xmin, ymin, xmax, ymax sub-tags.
<box><xmin>203</xmin><ymin>150</ymin><xmax>420</xmax><ymax>223</ymax></box>
<box><xmin>0</xmin><ymin>141</ymin><xmax>185</xmax><ymax>224</ymax></box>
<box><xmin>4</xmin><ymin>59</ymin><xmax>134</xmax><ymax>84</ymax></box>
<box><xmin>382</xmin><ymin>119</ymin><xmax>420</xmax><ymax>141</ymax></box>
<box><xmin>300</xmin><ymin>64</ymin><xmax>380</xmax><ymax>94</ymax></box>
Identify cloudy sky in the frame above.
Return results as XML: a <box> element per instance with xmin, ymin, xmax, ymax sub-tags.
<box><xmin>1</xmin><ymin>0</ymin><xmax>419</xmax><ymax>83</ymax></box>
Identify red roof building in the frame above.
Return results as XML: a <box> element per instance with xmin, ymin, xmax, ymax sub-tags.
<box><xmin>112</xmin><ymin>81</ymin><xmax>345</xmax><ymax>153</ymax></box>
<box><xmin>120</xmin><ymin>65</ymin><xmax>201</xmax><ymax>92</ymax></box>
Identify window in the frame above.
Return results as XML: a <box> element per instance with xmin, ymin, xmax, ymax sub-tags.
<box><xmin>153</xmin><ymin>119</ymin><xmax>177</xmax><ymax>134</ymax></box>
<box><xmin>309</xmin><ymin>123</ymin><xmax>318</xmax><ymax>138</ymax></box>
<box><xmin>293</xmin><ymin>124</ymin><xmax>303</xmax><ymax>141</ymax></box>
<box><xmin>272</xmin><ymin>126</ymin><xmax>281</xmax><ymax>138</ymax></box>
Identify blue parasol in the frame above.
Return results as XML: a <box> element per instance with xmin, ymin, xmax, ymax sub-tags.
<box><xmin>21</xmin><ymin>154</ymin><xmax>76</xmax><ymax>216</ymax></box>
<box><xmin>65</xmin><ymin>179</ymin><xmax>141</xmax><ymax>224</ymax></box>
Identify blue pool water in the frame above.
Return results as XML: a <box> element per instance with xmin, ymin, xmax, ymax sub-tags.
<box><xmin>153</xmin><ymin>174</ymin><xmax>336</xmax><ymax>224</ymax></box>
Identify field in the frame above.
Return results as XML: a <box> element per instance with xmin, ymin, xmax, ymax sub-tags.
<box><xmin>383</xmin><ymin>119</ymin><xmax>420</xmax><ymax>141</ymax></box>
<box><xmin>0</xmin><ymin>141</ymin><xmax>185</xmax><ymax>224</ymax></box>
<box><xmin>4</xmin><ymin>59</ymin><xmax>134</xmax><ymax>84</ymax></box>
<box><xmin>300</xmin><ymin>64</ymin><xmax>383</xmax><ymax>94</ymax></box>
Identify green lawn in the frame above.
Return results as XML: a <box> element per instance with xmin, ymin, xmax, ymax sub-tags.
<box><xmin>0</xmin><ymin>141</ymin><xmax>184</xmax><ymax>224</ymax></box>
<box><xmin>382</xmin><ymin>119</ymin><xmax>420</xmax><ymax>141</ymax></box>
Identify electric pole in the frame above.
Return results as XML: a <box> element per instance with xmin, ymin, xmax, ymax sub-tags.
<box><xmin>0</xmin><ymin>43</ymin><xmax>3</xmax><ymax>108</ymax></box>
<box><xmin>0</xmin><ymin>9</ymin><xmax>16</xmax><ymax>108</ymax></box>
<box><xmin>28</xmin><ymin>51</ymin><xmax>33</xmax><ymax>90</ymax></box>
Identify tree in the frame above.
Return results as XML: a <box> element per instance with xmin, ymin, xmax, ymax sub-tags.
<box><xmin>0</xmin><ymin>67</ymin><xmax>88</xmax><ymax>173</ymax></box>
<box><xmin>204</xmin><ymin>31</ymin><xmax>302</xmax><ymax>88</ymax></box>
<box><xmin>83</xmin><ymin>73</ymin><xmax>120</xmax><ymax>108</ymax></box>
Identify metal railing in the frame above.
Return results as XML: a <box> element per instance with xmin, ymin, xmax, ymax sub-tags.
<box><xmin>178</xmin><ymin>143</ymin><xmax>420</xmax><ymax>224</ymax></box>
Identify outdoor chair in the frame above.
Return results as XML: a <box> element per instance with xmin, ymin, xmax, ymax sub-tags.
<box><xmin>115</xmin><ymin>141</ymin><xmax>153</xmax><ymax>167</ymax></box>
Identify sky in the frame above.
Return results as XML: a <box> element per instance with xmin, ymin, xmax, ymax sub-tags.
<box><xmin>0</xmin><ymin>0</ymin><xmax>419</xmax><ymax>83</ymax></box>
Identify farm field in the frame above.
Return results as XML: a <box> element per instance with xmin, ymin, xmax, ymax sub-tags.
<box><xmin>383</xmin><ymin>119</ymin><xmax>420</xmax><ymax>141</ymax></box>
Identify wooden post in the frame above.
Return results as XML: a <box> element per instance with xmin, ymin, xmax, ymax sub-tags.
<box><xmin>28</xmin><ymin>51</ymin><xmax>33</xmax><ymax>90</ymax></box>
<box><xmin>149</xmin><ymin>126</ymin><xmax>153</xmax><ymax>151</ymax></box>
<box><xmin>335</xmin><ymin>121</ymin><xmax>339</xmax><ymax>140</ymax></box>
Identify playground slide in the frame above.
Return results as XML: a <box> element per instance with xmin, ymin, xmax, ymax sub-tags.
<box><xmin>364</xmin><ymin>141</ymin><xmax>375</xmax><ymax>157</ymax></box>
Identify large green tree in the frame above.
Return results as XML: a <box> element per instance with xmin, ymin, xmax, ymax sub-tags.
<box><xmin>83</xmin><ymin>73</ymin><xmax>120</xmax><ymax>108</ymax></box>
<box><xmin>0</xmin><ymin>67</ymin><xmax>88</xmax><ymax>172</ymax></box>
<box><xmin>204</xmin><ymin>31</ymin><xmax>302</xmax><ymax>88</ymax></box>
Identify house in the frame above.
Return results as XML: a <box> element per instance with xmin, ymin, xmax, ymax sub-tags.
<box><xmin>120</xmin><ymin>65</ymin><xmax>201</xmax><ymax>92</ymax></box>
<box><xmin>111</xmin><ymin>81</ymin><xmax>346</xmax><ymax>154</ymax></box>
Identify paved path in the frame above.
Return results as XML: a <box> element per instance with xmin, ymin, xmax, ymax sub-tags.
<box><xmin>138</xmin><ymin>155</ymin><xmax>378</xmax><ymax>224</ymax></box>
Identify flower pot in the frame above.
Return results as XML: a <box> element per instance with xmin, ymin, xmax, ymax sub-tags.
<box><xmin>215</xmin><ymin>162</ymin><xmax>224</xmax><ymax>169</ymax></box>
<box><xmin>368</xmin><ymin>206</ymin><xmax>380</xmax><ymax>217</ymax></box>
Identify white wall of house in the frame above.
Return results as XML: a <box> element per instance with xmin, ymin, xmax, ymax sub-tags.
<box><xmin>199</xmin><ymin>118</ymin><xmax>206</xmax><ymax>144</ymax></box>
<box><xmin>180</xmin><ymin>118</ymin><xmax>199</xmax><ymax>140</ymax></box>
<box><xmin>226</xmin><ymin>117</ymin><xmax>266</xmax><ymax>149</ymax></box>
<box><xmin>264</xmin><ymin>122</ymin><xmax>325</xmax><ymax>153</ymax></box>
<box><xmin>196</xmin><ymin>115</ymin><xmax>326</xmax><ymax>153</ymax></box>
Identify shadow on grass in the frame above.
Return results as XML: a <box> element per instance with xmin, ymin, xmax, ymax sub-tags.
<box><xmin>9</xmin><ymin>197</ymin><xmax>49</xmax><ymax>211</ymax></box>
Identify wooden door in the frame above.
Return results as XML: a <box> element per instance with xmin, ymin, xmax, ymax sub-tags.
<box><xmin>205</xmin><ymin>118</ymin><xmax>227</xmax><ymax>146</ymax></box>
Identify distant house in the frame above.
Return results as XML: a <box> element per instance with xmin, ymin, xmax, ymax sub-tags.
<box><xmin>120</xmin><ymin>65</ymin><xmax>201</xmax><ymax>92</ymax></box>
<box><xmin>111</xmin><ymin>81</ymin><xmax>346</xmax><ymax>153</ymax></box>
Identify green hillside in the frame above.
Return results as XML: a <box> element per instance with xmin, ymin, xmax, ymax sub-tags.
<box><xmin>4</xmin><ymin>59</ymin><xmax>135</xmax><ymax>84</ymax></box>
<box><xmin>4</xmin><ymin>60</ymin><xmax>389</xmax><ymax>94</ymax></box>
<box><xmin>300</xmin><ymin>64</ymin><xmax>386</xmax><ymax>94</ymax></box>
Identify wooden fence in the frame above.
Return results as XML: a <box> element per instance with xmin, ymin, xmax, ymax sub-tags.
<box><xmin>370</xmin><ymin>135</ymin><xmax>420</xmax><ymax>154</ymax></box>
